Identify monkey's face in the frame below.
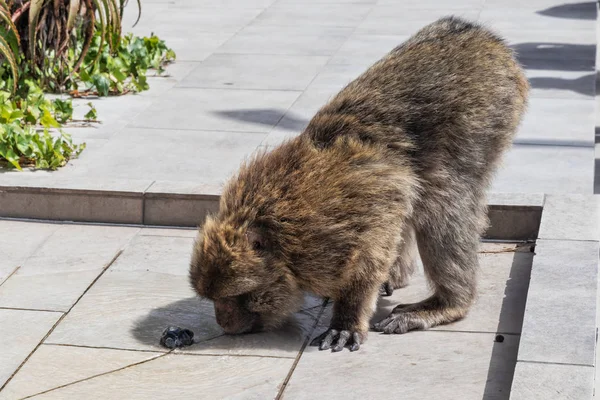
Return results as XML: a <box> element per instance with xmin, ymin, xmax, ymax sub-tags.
<box><xmin>189</xmin><ymin>217</ymin><xmax>302</xmax><ymax>334</ymax></box>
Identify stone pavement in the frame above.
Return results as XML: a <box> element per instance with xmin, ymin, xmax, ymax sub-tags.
<box><xmin>1</xmin><ymin>0</ymin><xmax>600</xmax><ymax>399</ymax></box>
<box><xmin>0</xmin><ymin>219</ymin><xmax>534</xmax><ymax>399</ymax></box>
<box><xmin>0</xmin><ymin>0</ymin><xmax>596</xmax><ymax>196</ymax></box>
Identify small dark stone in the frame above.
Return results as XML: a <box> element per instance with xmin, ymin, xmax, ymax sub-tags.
<box><xmin>160</xmin><ymin>326</ymin><xmax>195</xmax><ymax>349</ymax></box>
<box><xmin>495</xmin><ymin>334</ymin><xmax>505</xmax><ymax>343</ymax></box>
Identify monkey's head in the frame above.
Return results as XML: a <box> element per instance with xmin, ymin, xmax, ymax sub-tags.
<box><xmin>189</xmin><ymin>216</ymin><xmax>303</xmax><ymax>335</ymax></box>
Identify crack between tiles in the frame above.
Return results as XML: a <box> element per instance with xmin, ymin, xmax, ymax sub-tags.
<box><xmin>0</xmin><ymin>306</ymin><xmax>64</xmax><ymax>314</ymax></box>
<box><xmin>517</xmin><ymin>359</ymin><xmax>595</xmax><ymax>368</ymax></box>
<box><xmin>43</xmin><ymin>342</ymin><xmax>167</xmax><ymax>354</ymax></box>
<box><xmin>275</xmin><ymin>302</ymin><xmax>328</xmax><ymax>400</ymax></box>
<box><xmin>0</xmin><ymin>249</ymin><xmax>125</xmax><ymax>393</ymax></box>
<box><xmin>0</xmin><ymin>266</ymin><xmax>20</xmax><ymax>288</ymax></box>
<box><xmin>20</xmin><ymin>352</ymin><xmax>170</xmax><ymax>400</ymax></box>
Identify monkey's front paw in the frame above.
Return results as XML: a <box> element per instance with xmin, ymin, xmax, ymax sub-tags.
<box><xmin>372</xmin><ymin>311</ymin><xmax>431</xmax><ymax>334</ymax></box>
<box><xmin>379</xmin><ymin>281</ymin><xmax>395</xmax><ymax>296</ymax></box>
<box><xmin>310</xmin><ymin>328</ymin><xmax>364</xmax><ymax>352</ymax></box>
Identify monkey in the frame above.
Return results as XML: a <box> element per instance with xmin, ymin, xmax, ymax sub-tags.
<box><xmin>189</xmin><ymin>16</ymin><xmax>529</xmax><ymax>352</ymax></box>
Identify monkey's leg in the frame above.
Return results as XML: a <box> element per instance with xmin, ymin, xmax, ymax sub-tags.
<box><xmin>310</xmin><ymin>277</ymin><xmax>382</xmax><ymax>352</ymax></box>
<box><xmin>373</xmin><ymin>216</ymin><xmax>479</xmax><ymax>334</ymax></box>
<box><xmin>380</xmin><ymin>225</ymin><xmax>417</xmax><ymax>297</ymax></box>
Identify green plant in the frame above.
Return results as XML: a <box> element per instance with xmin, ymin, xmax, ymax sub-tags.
<box><xmin>0</xmin><ymin>82</ymin><xmax>85</xmax><ymax>170</ymax></box>
<box><xmin>0</xmin><ymin>0</ymin><xmax>175</xmax><ymax>170</ymax></box>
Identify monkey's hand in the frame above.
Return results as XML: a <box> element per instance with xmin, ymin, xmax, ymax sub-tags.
<box><xmin>310</xmin><ymin>328</ymin><xmax>364</xmax><ymax>352</ymax></box>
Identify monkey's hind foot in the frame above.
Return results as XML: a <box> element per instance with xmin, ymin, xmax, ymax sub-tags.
<box><xmin>372</xmin><ymin>297</ymin><xmax>468</xmax><ymax>334</ymax></box>
<box><xmin>310</xmin><ymin>328</ymin><xmax>364</xmax><ymax>352</ymax></box>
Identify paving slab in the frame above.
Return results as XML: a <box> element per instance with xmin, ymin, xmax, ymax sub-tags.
<box><xmin>510</xmin><ymin>362</ymin><xmax>594</xmax><ymax>400</ymax></box>
<box><xmin>0</xmin><ymin>224</ymin><xmax>139</xmax><ymax>312</ymax></box>
<box><xmin>178</xmin><ymin>54</ymin><xmax>329</xmax><ymax>91</ymax></box>
<box><xmin>492</xmin><ymin>145</ymin><xmax>595</xmax><ymax>194</ymax></box>
<box><xmin>215</xmin><ymin>25</ymin><xmax>354</xmax><ymax>56</ymax></box>
<box><xmin>369</xmin><ymin>242</ymin><xmax>533</xmax><ymax>335</ymax></box>
<box><xmin>0</xmin><ymin>345</ymin><xmax>162</xmax><ymax>400</ymax></box>
<box><xmin>283</xmin><ymin>331</ymin><xmax>520</xmax><ymax>400</ymax></box>
<box><xmin>518</xmin><ymin>239</ymin><xmax>598</xmax><ymax>366</ymax></box>
<box><xmin>45</xmin><ymin>234</ymin><xmax>319</xmax><ymax>357</ymax></box>
<box><xmin>128</xmin><ymin>88</ymin><xmax>301</xmax><ymax>133</ymax></box>
<box><xmin>537</xmin><ymin>194</ymin><xmax>600</xmax><ymax>241</ymax></box>
<box><xmin>0</xmin><ymin>220</ymin><xmax>59</xmax><ymax>285</ymax></box>
<box><xmin>28</xmin><ymin>354</ymin><xmax>293</xmax><ymax>400</ymax></box>
<box><xmin>0</xmin><ymin>309</ymin><xmax>62</xmax><ymax>389</ymax></box>
<box><xmin>253</xmin><ymin>4</ymin><xmax>373</xmax><ymax>28</ymax></box>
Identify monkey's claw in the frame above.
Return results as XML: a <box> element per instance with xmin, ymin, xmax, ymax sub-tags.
<box><xmin>310</xmin><ymin>329</ymin><xmax>362</xmax><ymax>352</ymax></box>
<box><xmin>372</xmin><ymin>311</ymin><xmax>429</xmax><ymax>334</ymax></box>
<box><xmin>379</xmin><ymin>282</ymin><xmax>394</xmax><ymax>296</ymax></box>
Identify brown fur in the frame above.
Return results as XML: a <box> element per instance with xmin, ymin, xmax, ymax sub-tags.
<box><xmin>189</xmin><ymin>16</ymin><xmax>529</xmax><ymax>351</ymax></box>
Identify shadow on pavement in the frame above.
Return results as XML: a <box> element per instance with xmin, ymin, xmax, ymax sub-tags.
<box><xmin>536</xmin><ymin>1</ymin><xmax>597</xmax><ymax>20</ymax></box>
<box><xmin>483</xmin><ymin>248</ymin><xmax>535</xmax><ymax>399</ymax></box>
<box><xmin>528</xmin><ymin>73</ymin><xmax>596</xmax><ymax>97</ymax></box>
<box><xmin>212</xmin><ymin>108</ymin><xmax>308</xmax><ymax>131</ymax></box>
<box><xmin>512</xmin><ymin>43</ymin><xmax>595</xmax><ymax>71</ymax></box>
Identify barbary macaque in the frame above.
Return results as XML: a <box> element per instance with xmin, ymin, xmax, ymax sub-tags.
<box><xmin>189</xmin><ymin>16</ymin><xmax>529</xmax><ymax>352</ymax></box>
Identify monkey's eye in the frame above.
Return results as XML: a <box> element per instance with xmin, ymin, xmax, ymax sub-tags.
<box><xmin>252</xmin><ymin>241</ymin><xmax>262</xmax><ymax>251</ymax></box>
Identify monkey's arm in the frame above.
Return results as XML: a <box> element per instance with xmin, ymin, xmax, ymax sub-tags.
<box><xmin>310</xmin><ymin>279</ymin><xmax>381</xmax><ymax>352</ymax></box>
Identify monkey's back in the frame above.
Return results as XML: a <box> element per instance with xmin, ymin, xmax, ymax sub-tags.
<box><xmin>306</xmin><ymin>16</ymin><xmax>529</xmax><ymax>188</ymax></box>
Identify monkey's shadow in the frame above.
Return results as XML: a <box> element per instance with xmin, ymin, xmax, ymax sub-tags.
<box><xmin>130</xmin><ymin>295</ymin><xmax>326</xmax><ymax>352</ymax></box>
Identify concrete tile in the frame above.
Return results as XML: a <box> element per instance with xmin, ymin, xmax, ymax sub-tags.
<box><xmin>144</xmin><ymin>181</ymin><xmax>221</xmax><ymax>227</ymax></box>
<box><xmin>329</xmin><ymin>34</ymin><xmax>410</xmax><ymax>67</ymax></box>
<box><xmin>485</xmin><ymin>193</ymin><xmax>544</xmax><ymax>241</ymax></box>
<box><xmin>510</xmin><ymin>362</ymin><xmax>594</xmax><ymax>400</ymax></box>
<box><xmin>518</xmin><ymin>240</ymin><xmax>598</xmax><ymax>366</ymax></box>
<box><xmin>0</xmin><ymin>220</ymin><xmax>59</xmax><ymax>285</ymax></box>
<box><xmin>264</xmin><ymin>87</ymin><xmax>338</xmax><ymax>144</ymax></box>
<box><xmin>355</xmin><ymin>9</ymin><xmax>480</xmax><ymax>35</ymax></box>
<box><xmin>140</xmin><ymin>7</ymin><xmax>264</xmax><ymax>34</ymax></box>
<box><xmin>485</xmin><ymin>0</ymin><xmax>593</xmax><ymax>7</ymax></box>
<box><xmin>144</xmin><ymin>197</ymin><xmax>219</xmax><ymax>227</ymax></box>
<box><xmin>138</xmin><ymin>227</ymin><xmax>198</xmax><ymax>238</ymax></box>
<box><xmin>284</xmin><ymin>331</ymin><xmax>519</xmax><ymax>400</ymax></box>
<box><xmin>491</xmin><ymin>145</ymin><xmax>594</xmax><ymax>195</ymax></box>
<box><xmin>517</xmin><ymin>51</ymin><xmax>595</xmax><ymax>68</ymax></box>
<box><xmin>526</xmin><ymin>70</ymin><xmax>595</xmax><ymax>100</ymax></box>
<box><xmin>178</xmin><ymin>54</ymin><xmax>329</xmax><ymax>91</ymax></box>
<box><xmin>0</xmin><ymin>224</ymin><xmax>139</xmax><ymax>312</ymax></box>
<box><xmin>139</xmin><ymin>62</ymin><xmax>202</xmax><ymax>97</ymax></box>
<box><xmin>216</xmin><ymin>25</ymin><xmax>353</xmax><ymax>56</ymax></box>
<box><xmin>45</xmin><ymin>235</ymin><xmax>320</xmax><ymax>358</ymax></box>
<box><xmin>309</xmin><ymin>63</ymin><xmax>367</xmax><ymax>91</ymax></box>
<box><xmin>29</xmin><ymin>354</ymin><xmax>293</xmax><ymax>400</ymax></box>
<box><xmin>0</xmin><ymin>345</ymin><xmax>161</xmax><ymax>400</ymax></box>
<box><xmin>142</xmin><ymin>31</ymin><xmax>235</xmax><ymax>62</ymax></box>
<box><xmin>502</xmin><ymin>29</ymin><xmax>596</xmax><ymax>55</ymax></box>
<box><xmin>479</xmin><ymin>7</ymin><xmax>596</xmax><ymax>31</ymax></box>
<box><xmin>514</xmin><ymin>98</ymin><xmax>595</xmax><ymax>147</ymax></box>
<box><xmin>488</xmin><ymin>192</ymin><xmax>545</xmax><ymax>208</ymax></box>
<box><xmin>129</xmin><ymin>88</ymin><xmax>301</xmax><ymax>133</ymax></box>
<box><xmin>368</xmin><ymin>242</ymin><xmax>533</xmax><ymax>334</ymax></box>
<box><xmin>254</xmin><ymin>4</ymin><xmax>372</xmax><ymax>28</ymax></box>
<box><xmin>64</xmin><ymin>128</ymin><xmax>265</xmax><ymax>184</ymax></box>
<box><xmin>0</xmin><ymin>309</ymin><xmax>62</xmax><ymax>388</ymax></box>
<box><xmin>376</xmin><ymin>0</ymin><xmax>483</xmax><ymax>8</ymax></box>
<box><xmin>0</xmin><ymin>190</ymin><xmax>144</xmax><ymax>225</ymax></box>
<box><xmin>538</xmin><ymin>195</ymin><xmax>600</xmax><ymax>241</ymax></box>
<box><xmin>181</xmin><ymin>309</ymin><xmax>319</xmax><ymax>358</ymax></box>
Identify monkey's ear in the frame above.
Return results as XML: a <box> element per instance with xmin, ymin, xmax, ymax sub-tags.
<box><xmin>246</xmin><ymin>229</ymin><xmax>266</xmax><ymax>252</ymax></box>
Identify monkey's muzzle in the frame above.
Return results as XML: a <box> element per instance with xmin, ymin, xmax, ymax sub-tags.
<box><xmin>213</xmin><ymin>297</ymin><xmax>262</xmax><ymax>334</ymax></box>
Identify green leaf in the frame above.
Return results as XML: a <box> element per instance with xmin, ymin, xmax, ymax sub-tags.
<box><xmin>92</xmin><ymin>73</ymin><xmax>110</xmax><ymax>96</ymax></box>
<box><xmin>84</xmin><ymin>102</ymin><xmax>97</xmax><ymax>120</ymax></box>
<box><xmin>40</xmin><ymin>109</ymin><xmax>60</xmax><ymax>128</ymax></box>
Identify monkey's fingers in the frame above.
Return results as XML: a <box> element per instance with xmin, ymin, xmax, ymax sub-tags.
<box><xmin>332</xmin><ymin>331</ymin><xmax>351</xmax><ymax>352</ymax></box>
<box><xmin>379</xmin><ymin>282</ymin><xmax>394</xmax><ymax>297</ymax></box>
<box><xmin>310</xmin><ymin>329</ymin><xmax>339</xmax><ymax>350</ymax></box>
